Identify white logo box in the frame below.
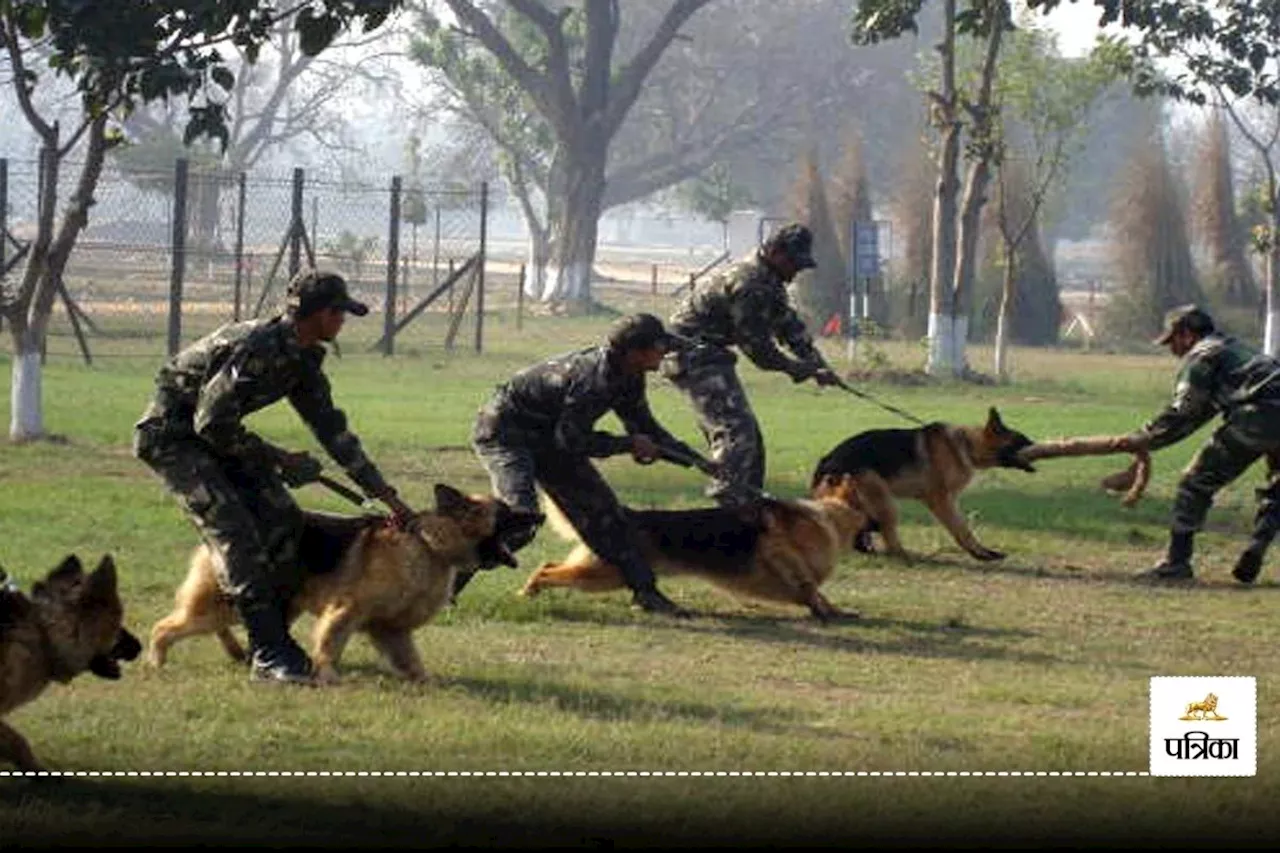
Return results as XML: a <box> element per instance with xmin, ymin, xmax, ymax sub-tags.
<box><xmin>1150</xmin><ymin>676</ymin><xmax>1256</xmax><ymax>777</ymax></box>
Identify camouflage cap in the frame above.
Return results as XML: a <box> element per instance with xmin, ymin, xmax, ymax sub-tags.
<box><xmin>606</xmin><ymin>312</ymin><xmax>692</xmax><ymax>354</ymax></box>
<box><xmin>286</xmin><ymin>269</ymin><xmax>369</xmax><ymax>317</ymax></box>
<box><xmin>1154</xmin><ymin>304</ymin><xmax>1214</xmax><ymax>345</ymax></box>
<box><xmin>762</xmin><ymin>222</ymin><xmax>817</xmax><ymax>270</ymax></box>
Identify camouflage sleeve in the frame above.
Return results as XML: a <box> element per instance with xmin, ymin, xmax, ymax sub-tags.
<box><xmin>1132</xmin><ymin>358</ymin><xmax>1219</xmax><ymax>452</ymax></box>
<box><xmin>612</xmin><ymin>378</ymin><xmax>701</xmax><ymax>467</ymax></box>
<box><xmin>776</xmin><ymin>305</ymin><xmax>828</xmax><ymax>371</ymax></box>
<box><xmin>192</xmin><ymin>351</ymin><xmax>289</xmax><ymax>467</ymax></box>
<box><xmin>287</xmin><ymin>355</ymin><xmax>392</xmax><ymax>497</ymax></box>
<box><xmin>729</xmin><ymin>284</ymin><xmax>818</xmax><ymax>379</ymax></box>
<box><xmin>553</xmin><ymin>376</ymin><xmax>632</xmax><ymax>459</ymax></box>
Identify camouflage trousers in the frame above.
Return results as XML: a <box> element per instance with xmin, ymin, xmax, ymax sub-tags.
<box><xmin>661</xmin><ymin>346</ymin><xmax>763</xmax><ymax>507</ymax></box>
<box><xmin>1171</xmin><ymin>422</ymin><xmax>1280</xmax><ymax>537</ymax></box>
<box><xmin>133</xmin><ymin>421</ymin><xmax>304</xmax><ymax>611</ymax></box>
<box><xmin>471</xmin><ymin>410</ymin><xmax>660</xmax><ymax>594</ymax></box>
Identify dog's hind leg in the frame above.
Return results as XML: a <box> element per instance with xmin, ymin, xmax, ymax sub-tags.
<box><xmin>215</xmin><ymin>628</ymin><xmax>248</xmax><ymax>663</ymax></box>
<box><xmin>366</xmin><ymin>625</ymin><xmax>428</xmax><ymax>682</ymax></box>
<box><xmin>0</xmin><ymin>720</ymin><xmax>42</xmax><ymax>772</ymax></box>
<box><xmin>520</xmin><ymin>549</ymin><xmax>627</xmax><ymax>597</ymax></box>
<box><xmin>923</xmin><ymin>492</ymin><xmax>1004</xmax><ymax>561</ymax></box>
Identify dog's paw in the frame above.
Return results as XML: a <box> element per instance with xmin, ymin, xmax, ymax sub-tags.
<box><xmin>973</xmin><ymin>548</ymin><xmax>1006</xmax><ymax>562</ymax></box>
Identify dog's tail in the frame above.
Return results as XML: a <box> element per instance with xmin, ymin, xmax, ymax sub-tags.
<box><xmin>537</xmin><ymin>490</ymin><xmax>583</xmax><ymax>543</ymax></box>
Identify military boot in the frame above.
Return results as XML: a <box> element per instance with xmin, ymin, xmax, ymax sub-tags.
<box><xmin>1233</xmin><ymin>491</ymin><xmax>1280</xmax><ymax>585</ymax></box>
<box><xmin>239</xmin><ymin>598</ymin><xmax>314</xmax><ymax>685</ymax></box>
<box><xmin>1136</xmin><ymin>531</ymin><xmax>1195</xmax><ymax>582</ymax></box>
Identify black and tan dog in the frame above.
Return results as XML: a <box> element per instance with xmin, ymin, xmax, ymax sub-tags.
<box><xmin>1</xmin><ymin>554</ymin><xmax>142</xmax><ymax>772</ymax></box>
<box><xmin>519</xmin><ymin>474</ymin><xmax>869</xmax><ymax>621</ymax></box>
<box><xmin>149</xmin><ymin>484</ymin><xmax>542</xmax><ymax>684</ymax></box>
<box><xmin>810</xmin><ymin>407</ymin><xmax>1036</xmax><ymax>562</ymax></box>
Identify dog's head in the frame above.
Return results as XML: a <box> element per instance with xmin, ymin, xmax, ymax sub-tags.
<box><xmin>432</xmin><ymin>483</ymin><xmax>544</xmax><ymax>571</ymax></box>
<box><xmin>31</xmin><ymin>554</ymin><xmax>141</xmax><ymax>682</ymax></box>
<box><xmin>810</xmin><ymin>473</ymin><xmax>871</xmax><ymax>544</ymax></box>
<box><xmin>978</xmin><ymin>407</ymin><xmax>1037</xmax><ymax>473</ymax></box>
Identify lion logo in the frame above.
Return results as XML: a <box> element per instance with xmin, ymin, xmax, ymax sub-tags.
<box><xmin>1179</xmin><ymin>692</ymin><xmax>1227</xmax><ymax>721</ymax></box>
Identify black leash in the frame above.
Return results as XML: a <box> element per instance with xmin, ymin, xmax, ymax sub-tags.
<box><xmin>828</xmin><ymin>375</ymin><xmax>928</xmax><ymax>426</ymax></box>
<box><xmin>314</xmin><ymin>473</ymin><xmax>377</xmax><ymax>509</ymax></box>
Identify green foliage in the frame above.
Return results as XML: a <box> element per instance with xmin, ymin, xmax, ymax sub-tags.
<box><xmin>2</xmin><ymin>1</ymin><xmax>402</xmax><ymax>148</ymax></box>
<box><xmin>670</xmin><ymin>163</ymin><xmax>754</xmax><ymax>225</ymax></box>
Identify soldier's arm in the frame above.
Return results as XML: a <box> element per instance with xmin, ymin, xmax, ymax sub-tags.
<box><xmin>730</xmin><ymin>285</ymin><xmax>818</xmax><ymax>380</ymax></box>
<box><xmin>287</xmin><ymin>354</ymin><xmax>393</xmax><ymax>498</ymax></box>
<box><xmin>612</xmin><ymin>379</ymin><xmax>701</xmax><ymax>467</ymax></box>
<box><xmin>1127</xmin><ymin>360</ymin><xmax>1219</xmax><ymax>452</ymax></box>
<box><xmin>193</xmin><ymin>351</ymin><xmax>291</xmax><ymax>467</ymax></box>
<box><xmin>776</xmin><ymin>306</ymin><xmax>829</xmax><ymax>374</ymax></box>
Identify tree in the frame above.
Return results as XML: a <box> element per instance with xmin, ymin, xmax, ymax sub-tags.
<box><xmin>1025</xmin><ymin>0</ymin><xmax>1280</xmax><ymax>353</ymax></box>
<box><xmin>110</xmin><ymin>7</ymin><xmax>406</xmax><ymax>254</ymax></box>
<box><xmin>667</xmin><ymin>162</ymin><xmax>754</xmax><ymax>249</ymax></box>
<box><xmin>988</xmin><ymin>25</ymin><xmax>1126</xmax><ymax>379</ymax></box>
<box><xmin>1189</xmin><ymin>111</ymin><xmax>1258</xmax><ymax>311</ymax></box>
<box><xmin>409</xmin><ymin>0</ymin><xmax>719</xmax><ymax>304</ymax></box>
<box><xmin>853</xmin><ymin>0</ymin><xmax>1014</xmax><ymax>378</ymax></box>
<box><xmin>0</xmin><ymin>0</ymin><xmax>400</xmax><ymax>441</ymax></box>
<box><xmin>784</xmin><ymin>146</ymin><xmax>847</xmax><ymax>329</ymax></box>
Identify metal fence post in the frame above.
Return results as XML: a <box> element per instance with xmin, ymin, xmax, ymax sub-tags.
<box><xmin>233</xmin><ymin>171</ymin><xmax>246</xmax><ymax>321</ymax></box>
<box><xmin>475</xmin><ymin>181</ymin><xmax>487</xmax><ymax>353</ymax></box>
<box><xmin>384</xmin><ymin>175</ymin><xmax>402</xmax><ymax>357</ymax></box>
<box><xmin>288</xmin><ymin>167</ymin><xmax>304</xmax><ymax>279</ymax></box>
<box><xmin>168</xmin><ymin>158</ymin><xmax>189</xmax><ymax>356</ymax></box>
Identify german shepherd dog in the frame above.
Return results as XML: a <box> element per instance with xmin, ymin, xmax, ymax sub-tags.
<box><xmin>148</xmin><ymin>484</ymin><xmax>543</xmax><ymax>684</ymax></box>
<box><xmin>1</xmin><ymin>554</ymin><xmax>142</xmax><ymax>772</ymax></box>
<box><xmin>810</xmin><ymin>407</ymin><xmax>1036</xmax><ymax>562</ymax></box>
<box><xmin>519</xmin><ymin>474</ymin><xmax>869</xmax><ymax>621</ymax></box>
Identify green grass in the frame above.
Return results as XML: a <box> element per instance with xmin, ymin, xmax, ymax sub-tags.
<box><xmin>1</xmin><ymin>311</ymin><xmax>1277</xmax><ymax>846</ymax></box>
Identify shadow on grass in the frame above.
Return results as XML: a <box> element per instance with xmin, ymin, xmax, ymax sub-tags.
<box><xmin>511</xmin><ymin>602</ymin><xmax>1064</xmax><ymax>669</ymax></box>
<box><xmin>5</xmin><ymin>773</ymin><xmax>1280</xmax><ymax>847</ymax></box>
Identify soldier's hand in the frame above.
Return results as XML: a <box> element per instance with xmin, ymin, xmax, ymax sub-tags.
<box><xmin>813</xmin><ymin>368</ymin><xmax>842</xmax><ymax>388</ymax></box>
<box><xmin>382</xmin><ymin>491</ymin><xmax>421</xmax><ymax>534</ymax></box>
<box><xmin>278</xmin><ymin>451</ymin><xmax>323</xmax><ymax>487</ymax></box>
<box><xmin>631</xmin><ymin>434</ymin><xmax>661</xmax><ymax>465</ymax></box>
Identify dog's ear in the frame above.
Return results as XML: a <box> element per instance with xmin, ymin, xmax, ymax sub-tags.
<box><xmin>433</xmin><ymin>483</ymin><xmax>471</xmax><ymax>515</ymax></box>
<box><xmin>34</xmin><ymin>554</ymin><xmax>84</xmax><ymax>599</ymax></box>
<box><xmin>986</xmin><ymin>406</ymin><xmax>1006</xmax><ymax>435</ymax></box>
<box><xmin>82</xmin><ymin>555</ymin><xmax>120</xmax><ymax>604</ymax></box>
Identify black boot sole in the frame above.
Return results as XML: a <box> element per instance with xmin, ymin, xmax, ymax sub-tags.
<box><xmin>1233</xmin><ymin>551</ymin><xmax>1264</xmax><ymax>585</ymax></box>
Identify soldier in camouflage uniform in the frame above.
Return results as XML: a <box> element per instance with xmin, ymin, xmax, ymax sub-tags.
<box><xmin>663</xmin><ymin>222</ymin><xmax>842</xmax><ymax>506</ymax></box>
<box><xmin>133</xmin><ymin>270</ymin><xmax>417</xmax><ymax>684</ymax></box>
<box><xmin>468</xmin><ymin>313</ymin><xmax>711</xmax><ymax>617</ymax></box>
<box><xmin>1111</xmin><ymin>306</ymin><xmax>1280</xmax><ymax>584</ymax></box>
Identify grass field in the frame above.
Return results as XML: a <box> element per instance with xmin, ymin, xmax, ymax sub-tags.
<box><xmin>2</xmin><ymin>308</ymin><xmax>1278</xmax><ymax>847</ymax></box>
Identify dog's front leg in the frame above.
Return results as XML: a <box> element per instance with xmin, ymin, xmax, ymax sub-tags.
<box><xmin>923</xmin><ymin>493</ymin><xmax>1004</xmax><ymax>561</ymax></box>
<box><xmin>310</xmin><ymin>603</ymin><xmax>363</xmax><ymax>685</ymax></box>
<box><xmin>0</xmin><ymin>720</ymin><xmax>43</xmax><ymax>773</ymax></box>
<box><xmin>366</xmin><ymin>626</ymin><xmax>428</xmax><ymax>682</ymax></box>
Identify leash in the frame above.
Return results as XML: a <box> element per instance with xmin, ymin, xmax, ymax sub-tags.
<box><xmin>309</xmin><ymin>473</ymin><xmax>378</xmax><ymax>509</ymax></box>
<box><xmin>827</xmin><ymin>374</ymin><xmax>928</xmax><ymax>426</ymax></box>
<box><xmin>655</xmin><ymin>445</ymin><xmax>775</xmax><ymax>503</ymax></box>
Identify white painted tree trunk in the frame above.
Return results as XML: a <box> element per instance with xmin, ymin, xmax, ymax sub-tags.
<box><xmin>949</xmin><ymin>314</ymin><xmax>968</xmax><ymax>375</ymax></box>
<box><xmin>1265</xmin><ymin>243</ymin><xmax>1279</xmax><ymax>357</ymax></box>
<box><xmin>928</xmin><ymin>312</ymin><xmax>956</xmax><ymax>374</ymax></box>
<box><xmin>9</xmin><ymin>349</ymin><xmax>43</xmax><ymax>441</ymax></box>
<box><xmin>994</xmin><ymin>312</ymin><xmax>1011</xmax><ymax>380</ymax></box>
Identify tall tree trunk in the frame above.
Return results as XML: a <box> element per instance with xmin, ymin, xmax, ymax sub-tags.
<box><xmin>543</xmin><ymin>138</ymin><xmax>607</xmax><ymax>304</ymax></box>
<box><xmin>10</xmin><ymin>117</ymin><xmax>110</xmax><ymax>440</ymax></box>
<box><xmin>1265</xmin><ymin>226</ymin><xmax>1280</xmax><ymax>356</ymax></box>
<box><xmin>926</xmin><ymin>0</ymin><xmax>961</xmax><ymax>376</ymax></box>
<box><xmin>994</xmin><ymin>249</ymin><xmax>1016</xmax><ymax>382</ymax></box>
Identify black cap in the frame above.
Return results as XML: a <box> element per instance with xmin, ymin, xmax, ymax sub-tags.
<box><xmin>606</xmin><ymin>313</ymin><xmax>692</xmax><ymax>354</ymax></box>
<box><xmin>762</xmin><ymin>222</ymin><xmax>817</xmax><ymax>270</ymax></box>
<box><xmin>1154</xmin><ymin>304</ymin><xmax>1214</xmax><ymax>345</ymax></box>
<box><xmin>287</xmin><ymin>270</ymin><xmax>369</xmax><ymax>317</ymax></box>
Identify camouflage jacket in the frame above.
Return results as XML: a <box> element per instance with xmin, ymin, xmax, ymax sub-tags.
<box><xmin>1137</xmin><ymin>334</ymin><xmax>1280</xmax><ymax>452</ymax></box>
<box><xmin>135</xmin><ymin>315</ymin><xmax>391</xmax><ymax>497</ymax></box>
<box><xmin>477</xmin><ymin>345</ymin><xmax>701</xmax><ymax>463</ymax></box>
<box><xmin>668</xmin><ymin>253</ymin><xmax>827</xmax><ymax>379</ymax></box>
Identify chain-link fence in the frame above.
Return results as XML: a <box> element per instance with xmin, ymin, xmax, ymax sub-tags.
<box><xmin>1</xmin><ymin>156</ymin><xmax>490</xmax><ymax>360</ymax></box>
